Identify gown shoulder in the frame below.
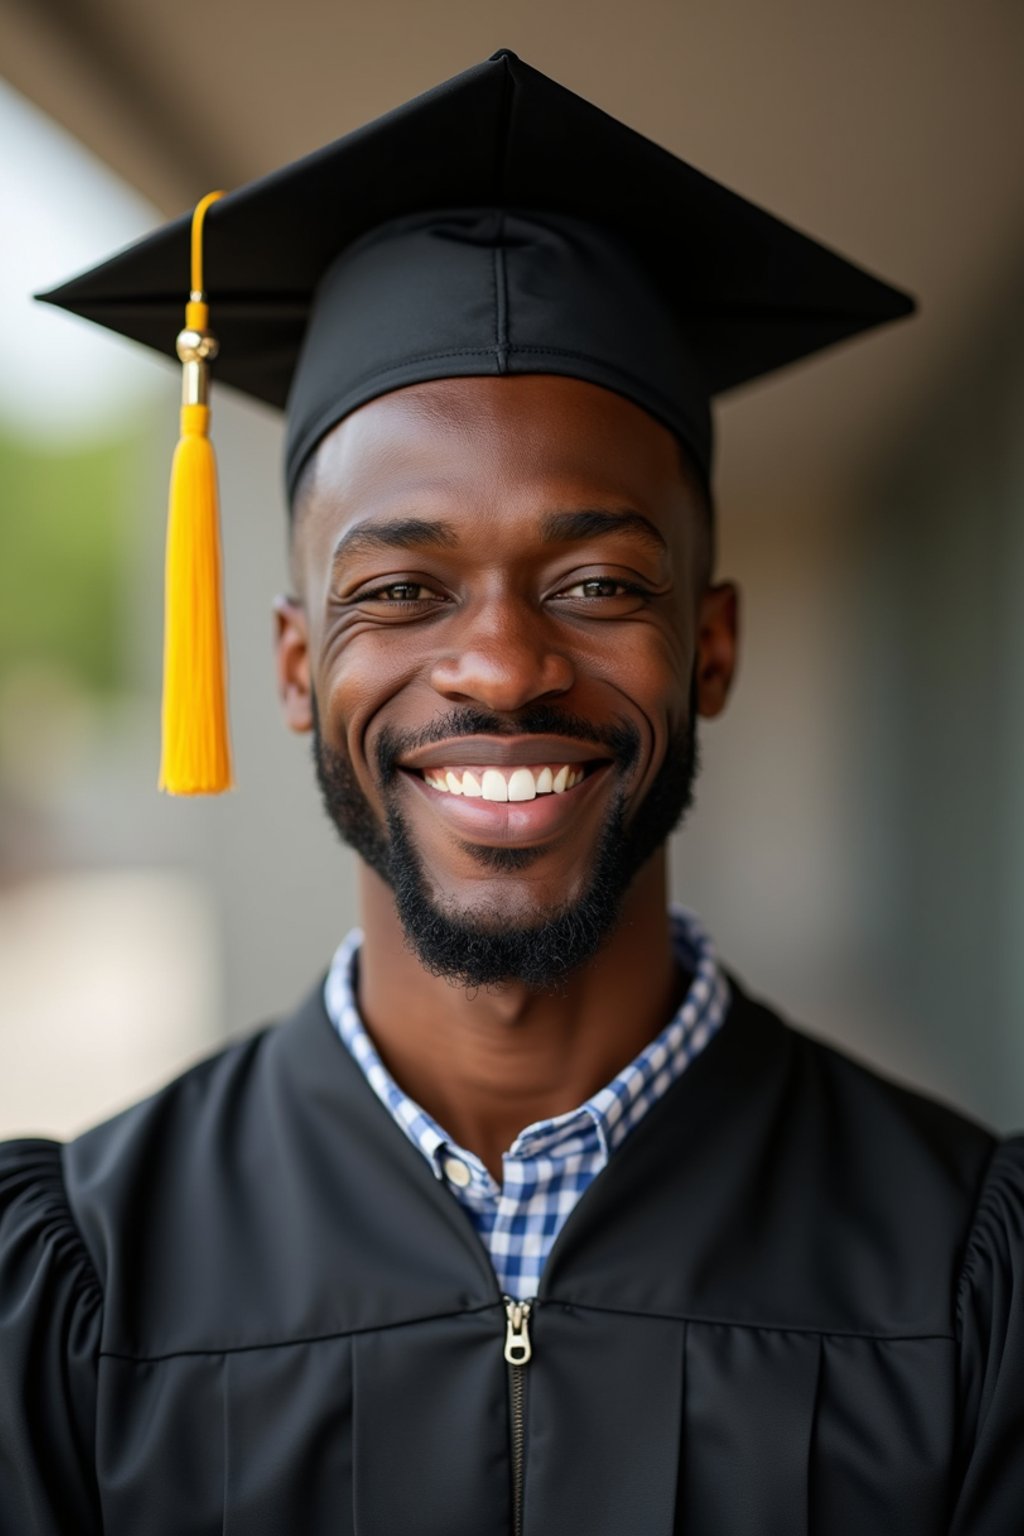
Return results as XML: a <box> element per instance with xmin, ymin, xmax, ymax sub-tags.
<box><xmin>952</xmin><ymin>1133</ymin><xmax>1024</xmax><ymax>1534</ymax></box>
<box><xmin>0</xmin><ymin>1137</ymin><xmax>104</xmax><ymax>1536</ymax></box>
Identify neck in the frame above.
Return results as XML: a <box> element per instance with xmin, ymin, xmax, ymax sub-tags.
<box><xmin>355</xmin><ymin>854</ymin><xmax>684</xmax><ymax>1180</ymax></box>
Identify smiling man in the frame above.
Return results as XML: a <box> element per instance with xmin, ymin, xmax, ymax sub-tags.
<box><xmin>283</xmin><ymin>373</ymin><xmax>725</xmax><ymax>1187</ymax></box>
<box><xmin>2</xmin><ymin>51</ymin><xmax>1022</xmax><ymax>1536</ymax></box>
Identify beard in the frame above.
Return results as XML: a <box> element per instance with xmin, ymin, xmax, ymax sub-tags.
<box><xmin>313</xmin><ymin>690</ymin><xmax>699</xmax><ymax>991</ymax></box>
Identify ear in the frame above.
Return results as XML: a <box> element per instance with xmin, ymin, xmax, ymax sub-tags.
<box><xmin>694</xmin><ymin>581</ymin><xmax>740</xmax><ymax>720</ymax></box>
<box><xmin>273</xmin><ymin>596</ymin><xmax>314</xmax><ymax>734</ymax></box>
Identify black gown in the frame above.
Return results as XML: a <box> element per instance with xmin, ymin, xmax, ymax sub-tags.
<box><xmin>1</xmin><ymin>974</ymin><xmax>1021</xmax><ymax>1535</ymax></box>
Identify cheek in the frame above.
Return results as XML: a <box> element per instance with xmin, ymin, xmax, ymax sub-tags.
<box><xmin>600</xmin><ymin>622</ymin><xmax>695</xmax><ymax>790</ymax></box>
<box><xmin>649</xmin><ymin>599</ymin><xmax>697</xmax><ymax>710</ymax></box>
<box><xmin>577</xmin><ymin>617</ymin><xmax>692</xmax><ymax>721</ymax></box>
<box><xmin>316</xmin><ymin>629</ymin><xmax>427</xmax><ymax>767</ymax></box>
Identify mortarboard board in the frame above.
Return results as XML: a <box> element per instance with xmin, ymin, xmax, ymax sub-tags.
<box><xmin>37</xmin><ymin>47</ymin><xmax>915</xmax><ymax>796</ymax></box>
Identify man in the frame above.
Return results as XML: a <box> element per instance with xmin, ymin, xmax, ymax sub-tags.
<box><xmin>1</xmin><ymin>50</ymin><xmax>1021</xmax><ymax>1536</ymax></box>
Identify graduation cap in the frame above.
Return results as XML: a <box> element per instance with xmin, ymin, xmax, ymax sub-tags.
<box><xmin>38</xmin><ymin>48</ymin><xmax>914</xmax><ymax>797</ymax></box>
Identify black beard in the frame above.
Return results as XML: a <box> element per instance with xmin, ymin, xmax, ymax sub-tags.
<box><xmin>312</xmin><ymin>694</ymin><xmax>699</xmax><ymax>991</ymax></box>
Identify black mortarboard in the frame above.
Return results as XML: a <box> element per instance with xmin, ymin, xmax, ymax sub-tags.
<box><xmin>40</xmin><ymin>47</ymin><xmax>914</xmax><ymax>494</ymax></box>
<box><xmin>37</xmin><ymin>48</ymin><xmax>915</xmax><ymax>794</ymax></box>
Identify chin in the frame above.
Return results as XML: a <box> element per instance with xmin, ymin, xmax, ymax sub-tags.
<box><xmin>430</xmin><ymin>878</ymin><xmax>589</xmax><ymax>935</ymax></box>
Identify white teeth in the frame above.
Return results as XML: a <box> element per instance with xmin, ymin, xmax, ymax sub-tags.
<box><xmin>422</xmin><ymin>763</ymin><xmax>588</xmax><ymax>797</ymax></box>
<box><xmin>481</xmin><ymin>769</ymin><xmax>509</xmax><ymax>802</ymax></box>
<box><xmin>507</xmin><ymin>768</ymin><xmax>537</xmax><ymax>802</ymax></box>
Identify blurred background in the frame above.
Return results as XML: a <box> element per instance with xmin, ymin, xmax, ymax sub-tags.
<box><xmin>1</xmin><ymin>0</ymin><xmax>1022</xmax><ymax>1137</ymax></box>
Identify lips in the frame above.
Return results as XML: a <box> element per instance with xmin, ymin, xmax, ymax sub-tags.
<box><xmin>398</xmin><ymin>757</ymin><xmax>613</xmax><ymax>845</ymax></box>
<box><xmin>393</xmin><ymin>733</ymin><xmax>617</xmax><ymax>845</ymax></box>
<box><xmin>397</xmin><ymin>735</ymin><xmax>609</xmax><ymax>772</ymax></box>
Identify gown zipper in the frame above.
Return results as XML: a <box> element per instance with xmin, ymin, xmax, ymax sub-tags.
<box><xmin>503</xmin><ymin>1296</ymin><xmax>533</xmax><ymax>1536</ymax></box>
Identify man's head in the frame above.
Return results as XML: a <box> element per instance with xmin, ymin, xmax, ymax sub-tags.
<box><xmin>40</xmin><ymin>51</ymin><xmax>913</xmax><ymax>827</ymax></box>
<box><xmin>275</xmin><ymin>372</ymin><xmax>738</xmax><ymax>987</ymax></box>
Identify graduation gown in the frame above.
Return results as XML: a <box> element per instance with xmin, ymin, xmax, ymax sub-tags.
<box><xmin>1</xmin><ymin>975</ymin><xmax>1022</xmax><ymax>1535</ymax></box>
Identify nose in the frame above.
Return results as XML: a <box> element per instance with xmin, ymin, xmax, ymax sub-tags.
<box><xmin>429</xmin><ymin>597</ymin><xmax>575</xmax><ymax>712</ymax></box>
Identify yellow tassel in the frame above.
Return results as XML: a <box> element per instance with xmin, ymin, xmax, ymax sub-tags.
<box><xmin>158</xmin><ymin>191</ymin><xmax>234</xmax><ymax>795</ymax></box>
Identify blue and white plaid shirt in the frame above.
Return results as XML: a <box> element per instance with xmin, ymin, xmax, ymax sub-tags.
<box><xmin>324</xmin><ymin>908</ymin><xmax>729</xmax><ymax>1299</ymax></box>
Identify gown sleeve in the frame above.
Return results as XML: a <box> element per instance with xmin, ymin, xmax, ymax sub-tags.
<box><xmin>951</xmin><ymin>1134</ymin><xmax>1024</xmax><ymax>1535</ymax></box>
<box><xmin>0</xmin><ymin>1139</ymin><xmax>103</xmax><ymax>1536</ymax></box>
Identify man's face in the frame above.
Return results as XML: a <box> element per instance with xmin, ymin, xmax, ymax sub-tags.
<box><xmin>276</xmin><ymin>375</ymin><xmax>738</xmax><ymax>987</ymax></box>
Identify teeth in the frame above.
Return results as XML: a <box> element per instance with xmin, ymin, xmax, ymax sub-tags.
<box><xmin>507</xmin><ymin>768</ymin><xmax>537</xmax><ymax>802</ymax></box>
<box><xmin>481</xmin><ymin>769</ymin><xmax>509</xmax><ymax>802</ymax></box>
<box><xmin>421</xmin><ymin>764</ymin><xmax>588</xmax><ymax>798</ymax></box>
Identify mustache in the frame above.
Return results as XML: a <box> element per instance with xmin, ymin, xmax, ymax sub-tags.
<box><xmin>375</xmin><ymin>705</ymin><xmax>640</xmax><ymax>783</ymax></box>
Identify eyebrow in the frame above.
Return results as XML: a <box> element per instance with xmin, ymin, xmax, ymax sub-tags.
<box><xmin>331</xmin><ymin>517</ymin><xmax>461</xmax><ymax>576</ymax></box>
<box><xmin>330</xmin><ymin>505</ymin><xmax>667</xmax><ymax>577</ymax></box>
<box><xmin>539</xmin><ymin>508</ymin><xmax>667</xmax><ymax>555</ymax></box>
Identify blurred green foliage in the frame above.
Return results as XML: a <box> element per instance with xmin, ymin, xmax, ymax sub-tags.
<box><xmin>0</xmin><ymin>427</ymin><xmax>144</xmax><ymax>696</ymax></box>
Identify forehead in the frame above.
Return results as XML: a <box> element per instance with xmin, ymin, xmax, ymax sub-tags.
<box><xmin>295</xmin><ymin>374</ymin><xmax>701</xmax><ymax>554</ymax></box>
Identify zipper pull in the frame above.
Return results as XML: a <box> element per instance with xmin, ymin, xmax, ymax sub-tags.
<box><xmin>503</xmin><ymin>1297</ymin><xmax>533</xmax><ymax>1365</ymax></box>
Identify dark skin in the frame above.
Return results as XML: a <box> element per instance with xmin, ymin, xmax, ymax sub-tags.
<box><xmin>275</xmin><ymin>374</ymin><xmax>739</xmax><ymax>1179</ymax></box>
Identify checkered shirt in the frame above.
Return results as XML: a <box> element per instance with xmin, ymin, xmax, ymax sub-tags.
<box><xmin>323</xmin><ymin>907</ymin><xmax>729</xmax><ymax>1299</ymax></box>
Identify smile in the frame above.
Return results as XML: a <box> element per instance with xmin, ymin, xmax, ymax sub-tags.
<box><xmin>398</xmin><ymin>759</ymin><xmax>614</xmax><ymax>845</ymax></box>
<box><xmin>392</xmin><ymin>734</ymin><xmax>618</xmax><ymax>844</ymax></box>
<box><xmin>419</xmin><ymin>763</ymin><xmax>588</xmax><ymax>800</ymax></box>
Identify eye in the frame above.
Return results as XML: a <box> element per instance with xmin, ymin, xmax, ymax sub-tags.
<box><xmin>359</xmin><ymin>581</ymin><xmax>443</xmax><ymax>604</ymax></box>
<box><xmin>554</xmin><ymin>577</ymin><xmax>648</xmax><ymax>600</ymax></box>
<box><xmin>561</xmin><ymin>577</ymin><xmax>632</xmax><ymax>595</ymax></box>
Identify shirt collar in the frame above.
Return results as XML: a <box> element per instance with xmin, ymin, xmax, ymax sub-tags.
<box><xmin>324</xmin><ymin>907</ymin><xmax>729</xmax><ymax>1184</ymax></box>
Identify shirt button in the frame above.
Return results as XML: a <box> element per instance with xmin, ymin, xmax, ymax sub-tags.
<box><xmin>443</xmin><ymin>1156</ymin><xmax>472</xmax><ymax>1188</ymax></box>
